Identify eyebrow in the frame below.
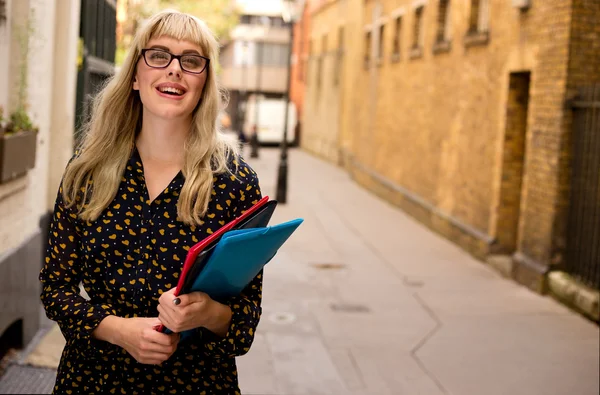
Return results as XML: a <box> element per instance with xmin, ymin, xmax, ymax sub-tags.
<box><xmin>149</xmin><ymin>45</ymin><xmax>202</xmax><ymax>55</ymax></box>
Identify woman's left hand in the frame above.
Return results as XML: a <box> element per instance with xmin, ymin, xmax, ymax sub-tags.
<box><xmin>157</xmin><ymin>288</ymin><xmax>215</xmax><ymax>333</ymax></box>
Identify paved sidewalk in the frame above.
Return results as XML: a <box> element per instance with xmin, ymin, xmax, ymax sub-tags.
<box><xmin>4</xmin><ymin>147</ymin><xmax>599</xmax><ymax>395</ymax></box>
<box><xmin>237</xmin><ymin>148</ymin><xmax>599</xmax><ymax>395</ymax></box>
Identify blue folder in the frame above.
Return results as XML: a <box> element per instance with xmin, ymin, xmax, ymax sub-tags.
<box><xmin>177</xmin><ymin>218</ymin><xmax>303</xmax><ymax>340</ymax></box>
<box><xmin>189</xmin><ymin>218</ymin><xmax>304</xmax><ymax>301</ymax></box>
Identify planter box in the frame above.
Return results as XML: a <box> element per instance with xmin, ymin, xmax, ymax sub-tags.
<box><xmin>0</xmin><ymin>129</ymin><xmax>37</xmax><ymax>183</ymax></box>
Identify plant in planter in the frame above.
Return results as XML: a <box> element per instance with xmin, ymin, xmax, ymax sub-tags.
<box><xmin>0</xmin><ymin>12</ymin><xmax>38</xmax><ymax>184</ymax></box>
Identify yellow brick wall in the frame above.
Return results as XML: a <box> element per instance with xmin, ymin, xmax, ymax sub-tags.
<box><xmin>352</xmin><ymin>0</ymin><xmax>574</xmax><ymax>266</ymax></box>
<box><xmin>508</xmin><ymin>0</ymin><xmax>575</xmax><ymax>289</ymax></box>
<box><xmin>302</xmin><ymin>2</ymin><xmax>347</xmax><ymax>164</ymax></box>
<box><xmin>303</xmin><ymin>0</ymin><xmax>599</xmax><ymax>290</ymax></box>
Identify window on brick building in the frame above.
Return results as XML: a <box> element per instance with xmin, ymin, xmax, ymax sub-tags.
<box><xmin>412</xmin><ymin>6</ymin><xmax>424</xmax><ymax>50</ymax></box>
<box><xmin>335</xmin><ymin>26</ymin><xmax>344</xmax><ymax>86</ymax></box>
<box><xmin>364</xmin><ymin>30</ymin><xmax>371</xmax><ymax>68</ymax></box>
<box><xmin>298</xmin><ymin>25</ymin><xmax>304</xmax><ymax>81</ymax></box>
<box><xmin>436</xmin><ymin>0</ymin><xmax>451</xmax><ymax>43</ymax></box>
<box><xmin>376</xmin><ymin>23</ymin><xmax>385</xmax><ymax>63</ymax></box>
<box><xmin>317</xmin><ymin>34</ymin><xmax>326</xmax><ymax>91</ymax></box>
<box><xmin>465</xmin><ymin>0</ymin><xmax>489</xmax><ymax>46</ymax></box>
<box><xmin>468</xmin><ymin>0</ymin><xmax>489</xmax><ymax>34</ymax></box>
<box><xmin>392</xmin><ymin>16</ymin><xmax>402</xmax><ymax>61</ymax></box>
<box><xmin>410</xmin><ymin>6</ymin><xmax>424</xmax><ymax>59</ymax></box>
<box><xmin>307</xmin><ymin>39</ymin><xmax>313</xmax><ymax>85</ymax></box>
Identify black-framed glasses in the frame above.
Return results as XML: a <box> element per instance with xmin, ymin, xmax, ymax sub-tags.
<box><xmin>141</xmin><ymin>48</ymin><xmax>210</xmax><ymax>74</ymax></box>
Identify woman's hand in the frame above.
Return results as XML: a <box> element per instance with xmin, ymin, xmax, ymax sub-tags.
<box><xmin>157</xmin><ymin>288</ymin><xmax>232</xmax><ymax>336</ymax></box>
<box><xmin>115</xmin><ymin>317</ymin><xmax>179</xmax><ymax>365</ymax></box>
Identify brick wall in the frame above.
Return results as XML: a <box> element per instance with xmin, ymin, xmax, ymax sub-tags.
<box><xmin>290</xmin><ymin>1</ymin><xmax>311</xmax><ymax>133</ymax></box>
<box><xmin>301</xmin><ymin>0</ymin><xmax>597</xmax><ymax>292</ymax></box>
<box><xmin>512</xmin><ymin>0</ymin><xmax>574</xmax><ymax>290</ymax></box>
<box><xmin>302</xmin><ymin>0</ymin><xmax>587</xmax><ymax>286</ymax></box>
<box><xmin>301</xmin><ymin>0</ymin><xmax>346</xmax><ymax>163</ymax></box>
<box><xmin>346</xmin><ymin>0</ymin><xmax>531</xmax><ymax>248</ymax></box>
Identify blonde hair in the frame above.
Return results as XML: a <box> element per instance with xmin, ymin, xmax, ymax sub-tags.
<box><xmin>62</xmin><ymin>9</ymin><xmax>239</xmax><ymax>225</ymax></box>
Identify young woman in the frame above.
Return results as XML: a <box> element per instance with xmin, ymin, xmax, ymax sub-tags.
<box><xmin>40</xmin><ymin>10</ymin><xmax>263</xmax><ymax>394</ymax></box>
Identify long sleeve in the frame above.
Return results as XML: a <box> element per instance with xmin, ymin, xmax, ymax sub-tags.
<box><xmin>203</xmin><ymin>158</ymin><xmax>264</xmax><ymax>358</ymax></box>
<box><xmin>39</xmin><ymin>183</ymin><xmax>118</xmax><ymax>357</ymax></box>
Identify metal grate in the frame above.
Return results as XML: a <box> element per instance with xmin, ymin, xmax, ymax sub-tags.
<box><xmin>0</xmin><ymin>365</ymin><xmax>56</xmax><ymax>394</ymax></box>
<box><xmin>330</xmin><ymin>303</ymin><xmax>371</xmax><ymax>313</ymax></box>
<box><xmin>566</xmin><ymin>84</ymin><xmax>600</xmax><ymax>290</ymax></box>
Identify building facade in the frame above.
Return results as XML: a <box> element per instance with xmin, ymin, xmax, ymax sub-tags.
<box><xmin>302</xmin><ymin>0</ymin><xmax>600</xmax><ymax>319</ymax></box>
<box><xmin>289</xmin><ymin>1</ymin><xmax>311</xmax><ymax>145</ymax></box>
<box><xmin>220</xmin><ymin>0</ymin><xmax>293</xmax><ymax>136</ymax></box>
<box><xmin>0</xmin><ymin>0</ymin><xmax>81</xmax><ymax>348</ymax></box>
<box><xmin>0</xmin><ymin>0</ymin><xmax>117</xmax><ymax>349</ymax></box>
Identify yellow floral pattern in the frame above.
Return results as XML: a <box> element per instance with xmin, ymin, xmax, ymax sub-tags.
<box><xmin>40</xmin><ymin>149</ymin><xmax>263</xmax><ymax>394</ymax></box>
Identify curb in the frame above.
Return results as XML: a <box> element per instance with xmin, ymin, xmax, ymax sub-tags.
<box><xmin>548</xmin><ymin>271</ymin><xmax>600</xmax><ymax>322</ymax></box>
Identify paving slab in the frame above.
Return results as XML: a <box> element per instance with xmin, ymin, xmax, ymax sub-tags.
<box><xmin>416</xmin><ymin>315</ymin><xmax>600</xmax><ymax>395</ymax></box>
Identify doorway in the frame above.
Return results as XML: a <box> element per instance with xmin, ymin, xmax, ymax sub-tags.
<box><xmin>495</xmin><ymin>72</ymin><xmax>531</xmax><ymax>253</ymax></box>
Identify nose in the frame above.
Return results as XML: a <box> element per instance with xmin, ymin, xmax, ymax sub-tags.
<box><xmin>166</xmin><ymin>57</ymin><xmax>183</xmax><ymax>78</ymax></box>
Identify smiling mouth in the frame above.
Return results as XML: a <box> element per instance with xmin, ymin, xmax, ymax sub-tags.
<box><xmin>157</xmin><ymin>86</ymin><xmax>185</xmax><ymax>96</ymax></box>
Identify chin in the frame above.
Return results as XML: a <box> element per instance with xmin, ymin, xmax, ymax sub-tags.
<box><xmin>153</xmin><ymin>107</ymin><xmax>194</xmax><ymax>120</ymax></box>
<box><xmin>160</xmin><ymin>111</ymin><xmax>190</xmax><ymax>119</ymax></box>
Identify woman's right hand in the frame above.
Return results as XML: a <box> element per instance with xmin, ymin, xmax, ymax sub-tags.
<box><xmin>114</xmin><ymin>317</ymin><xmax>180</xmax><ymax>365</ymax></box>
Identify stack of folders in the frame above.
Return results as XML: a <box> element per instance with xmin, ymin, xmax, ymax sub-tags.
<box><xmin>157</xmin><ymin>196</ymin><xmax>303</xmax><ymax>338</ymax></box>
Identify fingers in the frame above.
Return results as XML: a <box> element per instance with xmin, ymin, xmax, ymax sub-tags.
<box><xmin>157</xmin><ymin>291</ymin><xmax>211</xmax><ymax>333</ymax></box>
<box><xmin>143</xmin><ymin>325</ymin><xmax>179</xmax><ymax>348</ymax></box>
<box><xmin>157</xmin><ymin>304</ymin><xmax>180</xmax><ymax>332</ymax></box>
<box><xmin>132</xmin><ymin>331</ymin><xmax>178</xmax><ymax>365</ymax></box>
<box><xmin>158</xmin><ymin>287</ymin><xmax>177</xmax><ymax>305</ymax></box>
<box><xmin>179</xmin><ymin>291</ymin><xmax>209</xmax><ymax>306</ymax></box>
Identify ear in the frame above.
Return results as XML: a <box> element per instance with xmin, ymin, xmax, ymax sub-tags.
<box><xmin>132</xmin><ymin>75</ymin><xmax>139</xmax><ymax>91</ymax></box>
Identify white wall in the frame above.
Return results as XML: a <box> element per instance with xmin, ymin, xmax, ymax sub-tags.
<box><xmin>0</xmin><ymin>0</ymin><xmax>12</xmax><ymax>111</ymax></box>
<box><xmin>47</xmin><ymin>0</ymin><xmax>79</xmax><ymax>208</ymax></box>
<box><xmin>0</xmin><ymin>0</ymin><xmax>79</xmax><ymax>253</ymax></box>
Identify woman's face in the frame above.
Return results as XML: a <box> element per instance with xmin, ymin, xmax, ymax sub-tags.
<box><xmin>133</xmin><ymin>36</ymin><xmax>209</xmax><ymax>121</ymax></box>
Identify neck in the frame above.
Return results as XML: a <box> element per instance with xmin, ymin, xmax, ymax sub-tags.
<box><xmin>136</xmin><ymin>113</ymin><xmax>192</xmax><ymax>166</ymax></box>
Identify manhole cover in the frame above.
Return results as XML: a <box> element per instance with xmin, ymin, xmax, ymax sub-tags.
<box><xmin>403</xmin><ymin>278</ymin><xmax>424</xmax><ymax>288</ymax></box>
<box><xmin>311</xmin><ymin>263</ymin><xmax>346</xmax><ymax>270</ymax></box>
<box><xmin>268</xmin><ymin>312</ymin><xmax>296</xmax><ymax>325</ymax></box>
<box><xmin>0</xmin><ymin>364</ymin><xmax>56</xmax><ymax>394</ymax></box>
<box><xmin>330</xmin><ymin>303</ymin><xmax>371</xmax><ymax>313</ymax></box>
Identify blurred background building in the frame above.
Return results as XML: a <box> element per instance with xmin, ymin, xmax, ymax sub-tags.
<box><xmin>300</xmin><ymin>0</ymin><xmax>600</xmax><ymax>319</ymax></box>
<box><xmin>220</xmin><ymin>0</ymin><xmax>298</xmax><ymax>144</ymax></box>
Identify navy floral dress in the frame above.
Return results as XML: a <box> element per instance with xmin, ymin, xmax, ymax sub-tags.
<box><xmin>40</xmin><ymin>149</ymin><xmax>263</xmax><ymax>394</ymax></box>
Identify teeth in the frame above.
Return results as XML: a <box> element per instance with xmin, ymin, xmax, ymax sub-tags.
<box><xmin>159</xmin><ymin>86</ymin><xmax>184</xmax><ymax>95</ymax></box>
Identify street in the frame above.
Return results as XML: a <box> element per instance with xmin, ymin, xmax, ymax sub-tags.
<box><xmin>1</xmin><ymin>147</ymin><xmax>599</xmax><ymax>395</ymax></box>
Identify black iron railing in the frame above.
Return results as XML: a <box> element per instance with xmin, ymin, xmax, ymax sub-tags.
<box><xmin>566</xmin><ymin>84</ymin><xmax>600</xmax><ymax>290</ymax></box>
<box><xmin>75</xmin><ymin>0</ymin><xmax>116</xmax><ymax>141</ymax></box>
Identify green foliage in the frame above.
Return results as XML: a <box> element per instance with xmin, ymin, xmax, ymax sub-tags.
<box><xmin>7</xmin><ymin>107</ymin><xmax>35</xmax><ymax>134</ymax></box>
<box><xmin>14</xmin><ymin>14</ymin><xmax>33</xmax><ymax>115</ymax></box>
<box><xmin>158</xmin><ymin>0</ymin><xmax>239</xmax><ymax>40</ymax></box>
<box><xmin>5</xmin><ymin>9</ymin><xmax>38</xmax><ymax>135</ymax></box>
<box><xmin>0</xmin><ymin>106</ymin><xmax>5</xmax><ymax>133</ymax></box>
<box><xmin>116</xmin><ymin>0</ymin><xmax>240</xmax><ymax>67</ymax></box>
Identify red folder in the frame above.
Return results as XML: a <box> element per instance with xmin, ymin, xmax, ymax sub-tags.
<box><xmin>155</xmin><ymin>195</ymin><xmax>270</xmax><ymax>333</ymax></box>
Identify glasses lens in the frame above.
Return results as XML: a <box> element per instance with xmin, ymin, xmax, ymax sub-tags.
<box><xmin>180</xmin><ymin>55</ymin><xmax>207</xmax><ymax>73</ymax></box>
<box><xmin>145</xmin><ymin>50</ymin><xmax>171</xmax><ymax>67</ymax></box>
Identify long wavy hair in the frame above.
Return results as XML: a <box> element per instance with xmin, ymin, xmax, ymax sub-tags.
<box><xmin>62</xmin><ymin>9</ymin><xmax>239</xmax><ymax>225</ymax></box>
